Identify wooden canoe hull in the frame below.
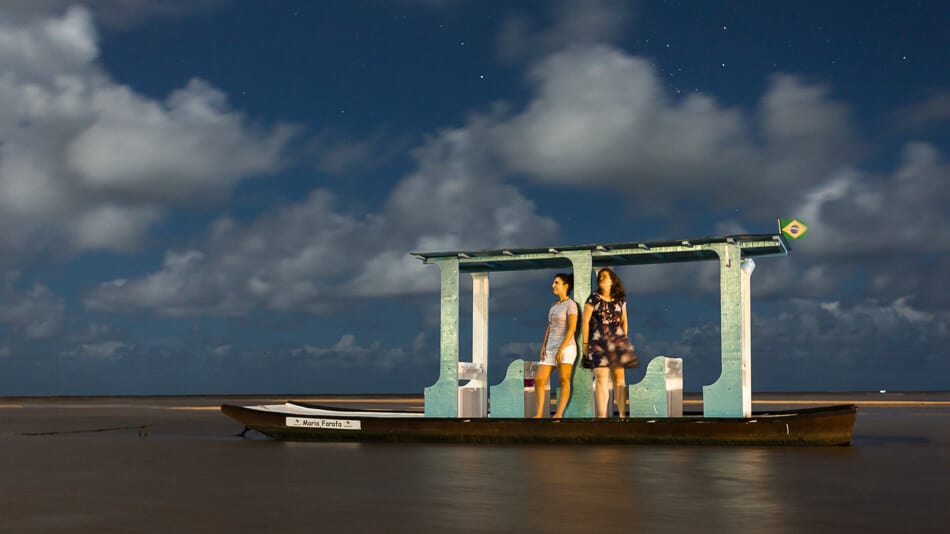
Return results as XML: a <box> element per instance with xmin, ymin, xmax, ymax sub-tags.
<box><xmin>221</xmin><ymin>402</ymin><xmax>856</xmax><ymax>446</ymax></box>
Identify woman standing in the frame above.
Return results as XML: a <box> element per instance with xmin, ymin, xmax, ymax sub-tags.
<box><xmin>581</xmin><ymin>268</ymin><xmax>639</xmax><ymax>418</ymax></box>
<box><xmin>534</xmin><ymin>273</ymin><xmax>578</xmax><ymax>418</ymax></box>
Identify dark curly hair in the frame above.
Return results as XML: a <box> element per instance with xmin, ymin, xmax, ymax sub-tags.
<box><xmin>596</xmin><ymin>268</ymin><xmax>626</xmax><ymax>300</ymax></box>
<box><xmin>554</xmin><ymin>273</ymin><xmax>573</xmax><ymax>294</ymax></box>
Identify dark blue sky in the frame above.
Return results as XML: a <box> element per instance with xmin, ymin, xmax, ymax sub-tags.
<box><xmin>1</xmin><ymin>1</ymin><xmax>948</xmax><ymax>395</ymax></box>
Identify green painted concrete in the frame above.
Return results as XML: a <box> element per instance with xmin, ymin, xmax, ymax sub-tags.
<box><xmin>424</xmin><ymin>258</ymin><xmax>459</xmax><ymax>417</ymax></box>
<box><xmin>563</xmin><ymin>251</ymin><xmax>593</xmax><ymax>418</ymax></box>
<box><xmin>629</xmin><ymin>356</ymin><xmax>683</xmax><ymax>417</ymax></box>
<box><xmin>489</xmin><ymin>359</ymin><xmax>526</xmax><ymax>418</ymax></box>
<box><xmin>703</xmin><ymin>243</ymin><xmax>750</xmax><ymax>417</ymax></box>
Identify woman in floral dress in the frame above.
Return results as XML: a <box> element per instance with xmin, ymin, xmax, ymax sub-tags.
<box><xmin>581</xmin><ymin>268</ymin><xmax>638</xmax><ymax>418</ymax></box>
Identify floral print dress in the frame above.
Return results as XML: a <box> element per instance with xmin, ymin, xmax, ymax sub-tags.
<box><xmin>583</xmin><ymin>293</ymin><xmax>639</xmax><ymax>369</ymax></box>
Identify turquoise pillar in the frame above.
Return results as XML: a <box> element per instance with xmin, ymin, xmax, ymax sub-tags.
<box><xmin>489</xmin><ymin>359</ymin><xmax>526</xmax><ymax>417</ymax></box>
<box><xmin>703</xmin><ymin>244</ymin><xmax>755</xmax><ymax>417</ymax></box>
<box><xmin>424</xmin><ymin>258</ymin><xmax>459</xmax><ymax>417</ymax></box>
<box><xmin>563</xmin><ymin>251</ymin><xmax>593</xmax><ymax>418</ymax></box>
<box><xmin>629</xmin><ymin>356</ymin><xmax>683</xmax><ymax>417</ymax></box>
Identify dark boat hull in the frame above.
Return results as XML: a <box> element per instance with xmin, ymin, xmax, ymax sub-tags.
<box><xmin>221</xmin><ymin>402</ymin><xmax>857</xmax><ymax>446</ymax></box>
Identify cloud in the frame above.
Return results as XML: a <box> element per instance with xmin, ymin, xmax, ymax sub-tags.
<box><xmin>292</xmin><ymin>333</ymin><xmax>425</xmax><ymax>369</ymax></box>
<box><xmin>66</xmin><ymin>78</ymin><xmax>295</xmax><ymax>203</ymax></box>
<box><xmin>60</xmin><ymin>340</ymin><xmax>133</xmax><ymax>361</ymax></box>
<box><xmin>309</xmin><ymin>129</ymin><xmax>414</xmax><ymax>176</ymax></box>
<box><xmin>496</xmin><ymin>45</ymin><xmax>859</xmax><ymax>215</ymax></box>
<box><xmin>894</xmin><ymin>89</ymin><xmax>950</xmax><ymax>130</ymax></box>
<box><xmin>70</xmin><ymin>204</ymin><xmax>163</xmax><ymax>252</ymax></box>
<box><xmin>86</xmin><ymin>109</ymin><xmax>560</xmax><ymax>315</ymax></box>
<box><xmin>0</xmin><ymin>0</ymin><xmax>230</xmax><ymax>30</ymax></box>
<box><xmin>498</xmin><ymin>341</ymin><xmax>540</xmax><ymax>359</ymax></box>
<box><xmin>750</xmin><ymin>297</ymin><xmax>949</xmax><ymax>376</ymax></box>
<box><xmin>76</xmin><ymin>43</ymin><xmax>889</xmax><ymax>316</ymax></box>
<box><xmin>0</xmin><ymin>271</ymin><xmax>65</xmax><ymax>339</ymax></box>
<box><xmin>497</xmin><ymin>0</ymin><xmax>631</xmax><ymax>63</ymax></box>
<box><xmin>632</xmin><ymin>295</ymin><xmax>950</xmax><ymax>390</ymax></box>
<box><xmin>0</xmin><ymin>7</ymin><xmax>295</xmax><ymax>259</ymax></box>
<box><xmin>793</xmin><ymin>142</ymin><xmax>950</xmax><ymax>257</ymax></box>
<box><xmin>64</xmin><ymin>11</ymin><xmax>949</xmax><ymax>373</ymax></box>
<box><xmin>83</xmin><ymin>189</ymin><xmax>379</xmax><ymax>316</ymax></box>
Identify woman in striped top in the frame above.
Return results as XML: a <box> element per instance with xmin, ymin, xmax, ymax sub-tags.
<box><xmin>534</xmin><ymin>273</ymin><xmax>578</xmax><ymax>418</ymax></box>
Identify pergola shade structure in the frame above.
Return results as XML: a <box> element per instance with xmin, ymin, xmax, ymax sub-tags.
<box><xmin>412</xmin><ymin>232</ymin><xmax>790</xmax><ymax>418</ymax></box>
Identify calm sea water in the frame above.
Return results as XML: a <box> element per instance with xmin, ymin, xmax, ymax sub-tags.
<box><xmin>2</xmin><ymin>394</ymin><xmax>948</xmax><ymax>533</ymax></box>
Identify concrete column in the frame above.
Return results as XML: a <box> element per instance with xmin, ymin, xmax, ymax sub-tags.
<box><xmin>703</xmin><ymin>244</ymin><xmax>755</xmax><ymax>417</ymax></box>
<box><xmin>470</xmin><ymin>273</ymin><xmax>489</xmax><ymax>387</ymax></box>
<box><xmin>458</xmin><ymin>272</ymin><xmax>489</xmax><ymax>417</ymax></box>
<box><xmin>424</xmin><ymin>258</ymin><xmax>459</xmax><ymax>417</ymax></box>
<box><xmin>562</xmin><ymin>251</ymin><xmax>594</xmax><ymax>418</ymax></box>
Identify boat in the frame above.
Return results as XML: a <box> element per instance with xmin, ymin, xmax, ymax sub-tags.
<box><xmin>221</xmin><ymin>222</ymin><xmax>857</xmax><ymax>446</ymax></box>
<box><xmin>221</xmin><ymin>401</ymin><xmax>857</xmax><ymax>445</ymax></box>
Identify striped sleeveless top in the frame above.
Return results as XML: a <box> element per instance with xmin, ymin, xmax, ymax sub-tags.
<box><xmin>545</xmin><ymin>299</ymin><xmax>578</xmax><ymax>352</ymax></box>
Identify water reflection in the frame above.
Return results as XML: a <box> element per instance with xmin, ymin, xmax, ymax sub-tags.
<box><xmin>266</xmin><ymin>422</ymin><xmax>945</xmax><ymax>533</ymax></box>
<box><xmin>404</xmin><ymin>445</ymin><xmax>791</xmax><ymax>532</ymax></box>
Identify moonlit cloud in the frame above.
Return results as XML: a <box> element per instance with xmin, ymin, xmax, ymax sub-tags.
<box><xmin>60</xmin><ymin>340</ymin><xmax>133</xmax><ymax>361</ymax></box>
<box><xmin>894</xmin><ymin>90</ymin><xmax>950</xmax><ymax>130</ymax></box>
<box><xmin>0</xmin><ymin>7</ymin><xmax>295</xmax><ymax>258</ymax></box>
<box><xmin>85</xmin><ymin>117</ymin><xmax>562</xmax><ymax>314</ymax></box>
<box><xmin>66</xmin><ymin>79</ymin><xmax>295</xmax><ymax>202</ymax></box>
<box><xmin>794</xmin><ymin>142</ymin><xmax>950</xmax><ymax>257</ymax></box>
<box><xmin>497</xmin><ymin>0</ymin><xmax>630</xmax><ymax>63</ymax></box>
<box><xmin>310</xmin><ymin>130</ymin><xmax>414</xmax><ymax>176</ymax></box>
<box><xmin>0</xmin><ymin>0</ymin><xmax>230</xmax><ymax>29</ymax></box>
<box><xmin>0</xmin><ymin>272</ymin><xmax>66</xmax><ymax>339</ymax></box>
<box><xmin>495</xmin><ymin>46</ymin><xmax>858</xmax><ymax>215</ymax></box>
<box><xmin>80</xmin><ymin>38</ymin><xmax>947</xmax><ymax>320</ymax></box>
<box><xmin>293</xmin><ymin>333</ymin><xmax>424</xmax><ymax>369</ymax></box>
<box><xmin>70</xmin><ymin>204</ymin><xmax>163</xmax><ymax>252</ymax></box>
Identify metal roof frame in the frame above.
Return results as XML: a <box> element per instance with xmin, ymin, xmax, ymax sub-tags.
<box><xmin>412</xmin><ymin>233</ymin><xmax>789</xmax><ymax>272</ymax></box>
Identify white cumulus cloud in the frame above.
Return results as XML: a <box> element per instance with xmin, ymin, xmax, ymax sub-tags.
<box><xmin>0</xmin><ymin>6</ymin><xmax>295</xmax><ymax>261</ymax></box>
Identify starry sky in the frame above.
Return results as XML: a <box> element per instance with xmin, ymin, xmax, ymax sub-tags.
<box><xmin>1</xmin><ymin>0</ymin><xmax>948</xmax><ymax>395</ymax></box>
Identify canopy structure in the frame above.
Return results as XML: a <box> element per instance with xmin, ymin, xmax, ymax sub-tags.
<box><xmin>412</xmin><ymin>227</ymin><xmax>791</xmax><ymax>419</ymax></box>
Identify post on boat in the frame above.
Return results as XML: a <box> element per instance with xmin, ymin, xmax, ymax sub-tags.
<box><xmin>458</xmin><ymin>272</ymin><xmax>489</xmax><ymax>417</ymax></box>
<box><xmin>561</xmin><ymin>250</ymin><xmax>594</xmax><ymax>418</ymax></box>
<box><xmin>702</xmin><ymin>243</ymin><xmax>756</xmax><ymax>418</ymax></box>
<box><xmin>422</xmin><ymin>257</ymin><xmax>460</xmax><ymax>417</ymax></box>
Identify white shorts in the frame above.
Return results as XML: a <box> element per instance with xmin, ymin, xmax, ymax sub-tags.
<box><xmin>541</xmin><ymin>343</ymin><xmax>577</xmax><ymax>366</ymax></box>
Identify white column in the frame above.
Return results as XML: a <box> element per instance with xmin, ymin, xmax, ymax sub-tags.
<box><xmin>471</xmin><ymin>272</ymin><xmax>489</xmax><ymax>389</ymax></box>
<box><xmin>740</xmin><ymin>258</ymin><xmax>755</xmax><ymax>417</ymax></box>
<box><xmin>458</xmin><ymin>272</ymin><xmax>489</xmax><ymax>417</ymax></box>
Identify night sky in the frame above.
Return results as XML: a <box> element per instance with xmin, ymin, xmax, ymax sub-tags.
<box><xmin>1</xmin><ymin>1</ymin><xmax>948</xmax><ymax>395</ymax></box>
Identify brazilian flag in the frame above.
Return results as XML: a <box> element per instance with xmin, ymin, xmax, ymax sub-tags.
<box><xmin>779</xmin><ymin>218</ymin><xmax>809</xmax><ymax>240</ymax></box>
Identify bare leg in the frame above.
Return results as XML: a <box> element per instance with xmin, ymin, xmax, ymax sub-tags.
<box><xmin>593</xmin><ymin>367</ymin><xmax>611</xmax><ymax>418</ymax></box>
<box><xmin>553</xmin><ymin>363</ymin><xmax>573</xmax><ymax>418</ymax></box>
<box><xmin>611</xmin><ymin>367</ymin><xmax>627</xmax><ymax>418</ymax></box>
<box><xmin>533</xmin><ymin>365</ymin><xmax>553</xmax><ymax>418</ymax></box>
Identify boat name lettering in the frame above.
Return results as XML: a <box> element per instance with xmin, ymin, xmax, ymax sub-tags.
<box><xmin>286</xmin><ymin>417</ymin><xmax>362</xmax><ymax>430</ymax></box>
